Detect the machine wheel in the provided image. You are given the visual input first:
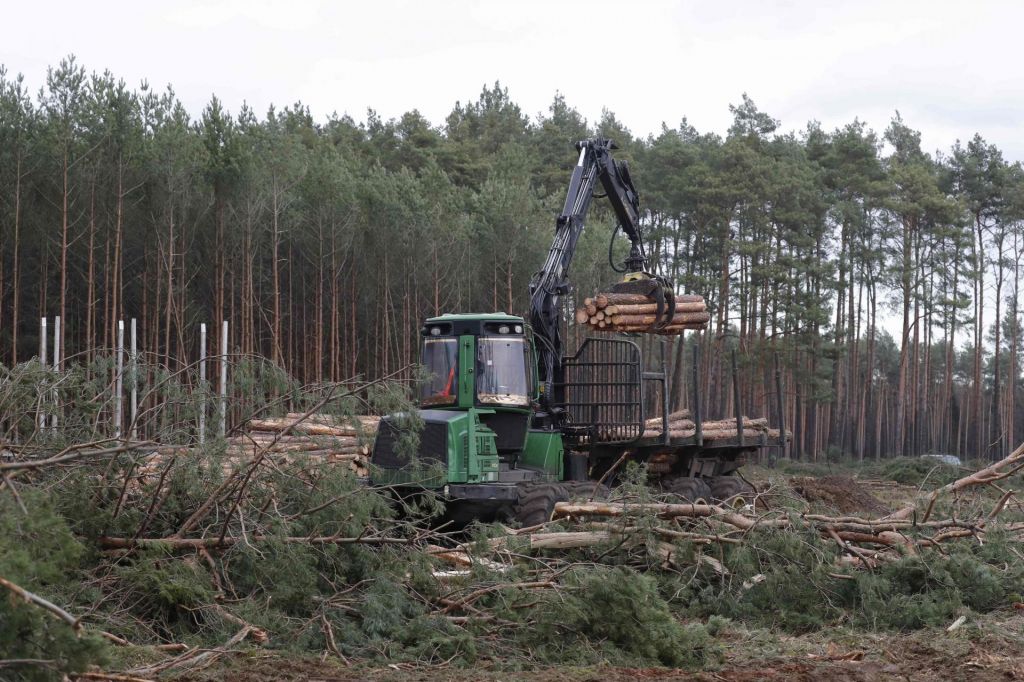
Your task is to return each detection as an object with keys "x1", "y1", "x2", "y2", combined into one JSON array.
[
  {"x1": 562, "y1": 480, "x2": 611, "y2": 501},
  {"x1": 709, "y1": 475, "x2": 756, "y2": 507},
  {"x1": 663, "y1": 476, "x2": 712, "y2": 503},
  {"x1": 515, "y1": 483, "x2": 570, "y2": 527}
]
